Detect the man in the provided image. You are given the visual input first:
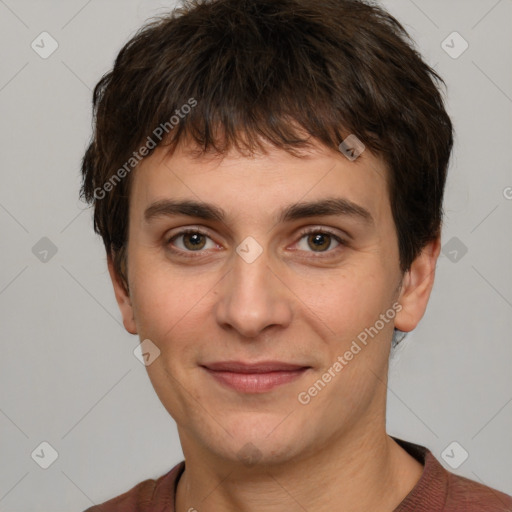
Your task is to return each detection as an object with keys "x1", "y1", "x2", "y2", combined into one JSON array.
[{"x1": 80, "y1": 0, "x2": 512, "y2": 510}]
